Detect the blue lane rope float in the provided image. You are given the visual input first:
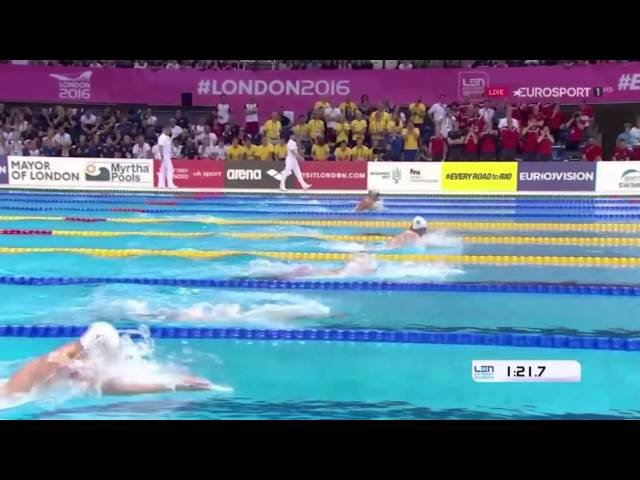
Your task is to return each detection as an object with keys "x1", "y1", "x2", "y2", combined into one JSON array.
[
  {"x1": 2, "y1": 195, "x2": 640, "y2": 210},
  {"x1": 1, "y1": 276, "x2": 640, "y2": 296},
  {"x1": 4, "y1": 204, "x2": 640, "y2": 219},
  {"x1": 0, "y1": 324, "x2": 639, "y2": 352}
]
